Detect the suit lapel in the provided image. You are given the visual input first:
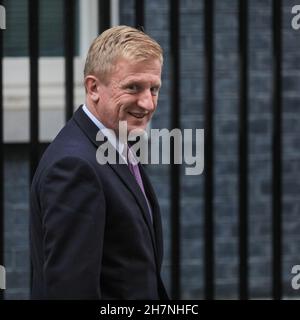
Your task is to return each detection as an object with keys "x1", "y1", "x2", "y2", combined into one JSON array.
[
  {"x1": 107, "y1": 162, "x2": 157, "y2": 239},
  {"x1": 73, "y1": 106, "x2": 159, "y2": 261}
]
